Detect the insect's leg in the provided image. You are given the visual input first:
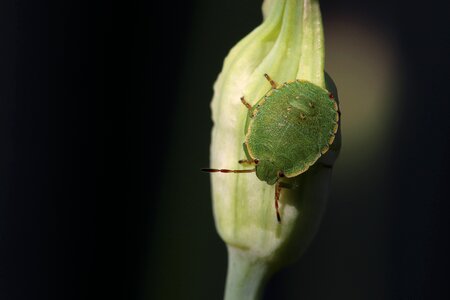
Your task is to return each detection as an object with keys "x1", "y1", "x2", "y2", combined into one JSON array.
[
  {"x1": 240, "y1": 96, "x2": 252, "y2": 110},
  {"x1": 264, "y1": 73, "x2": 278, "y2": 89},
  {"x1": 275, "y1": 182, "x2": 282, "y2": 223},
  {"x1": 238, "y1": 158, "x2": 259, "y2": 165},
  {"x1": 202, "y1": 168, "x2": 255, "y2": 174}
]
